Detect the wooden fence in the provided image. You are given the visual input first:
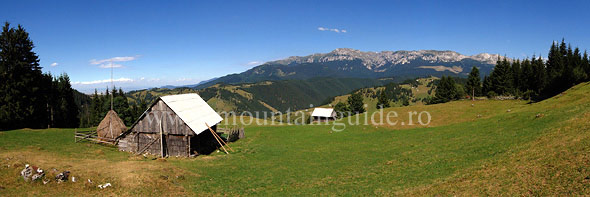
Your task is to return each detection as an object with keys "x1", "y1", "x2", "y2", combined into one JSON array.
[
  {"x1": 218, "y1": 127, "x2": 245, "y2": 142},
  {"x1": 74, "y1": 128, "x2": 117, "y2": 145}
]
